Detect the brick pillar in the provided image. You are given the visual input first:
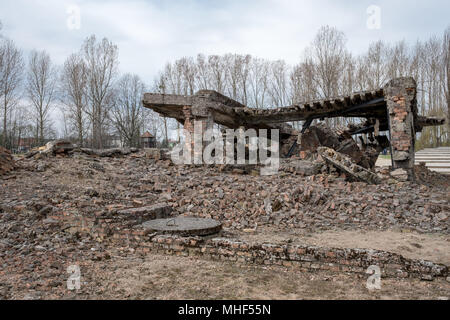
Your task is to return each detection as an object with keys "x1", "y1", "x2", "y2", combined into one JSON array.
[
  {"x1": 193, "y1": 114, "x2": 214, "y2": 164},
  {"x1": 182, "y1": 106, "x2": 214, "y2": 164},
  {"x1": 384, "y1": 77, "x2": 417, "y2": 181}
]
